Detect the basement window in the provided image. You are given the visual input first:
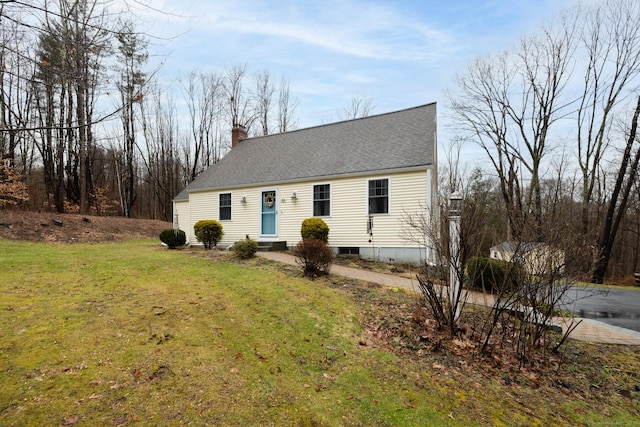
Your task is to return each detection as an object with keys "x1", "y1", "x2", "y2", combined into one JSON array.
[{"x1": 338, "y1": 247, "x2": 360, "y2": 256}]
